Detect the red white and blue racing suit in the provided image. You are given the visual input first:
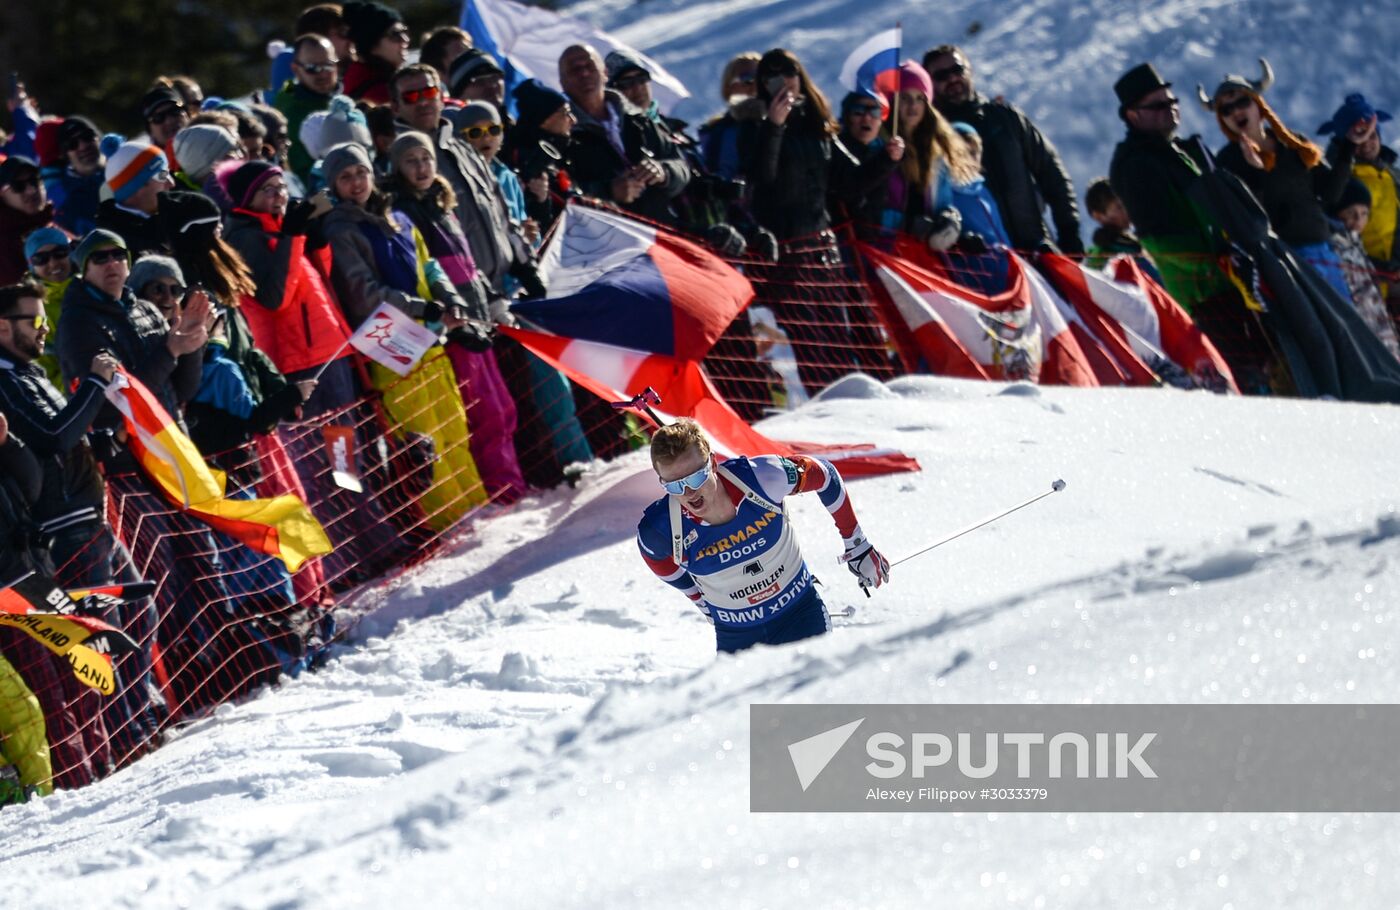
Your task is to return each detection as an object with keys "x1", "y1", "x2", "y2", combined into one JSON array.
[{"x1": 637, "y1": 455, "x2": 863, "y2": 652}]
